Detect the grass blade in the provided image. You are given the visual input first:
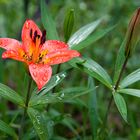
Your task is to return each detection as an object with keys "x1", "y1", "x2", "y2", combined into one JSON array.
[
  {"x1": 120, "y1": 68, "x2": 140, "y2": 88},
  {"x1": 113, "y1": 92, "x2": 127, "y2": 122},
  {"x1": 0, "y1": 119, "x2": 17, "y2": 139},
  {"x1": 88, "y1": 77, "x2": 98, "y2": 139},
  {"x1": 0, "y1": 83, "x2": 24, "y2": 106},
  {"x1": 41, "y1": 0, "x2": 59, "y2": 40},
  {"x1": 27, "y1": 107, "x2": 48, "y2": 140}
]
